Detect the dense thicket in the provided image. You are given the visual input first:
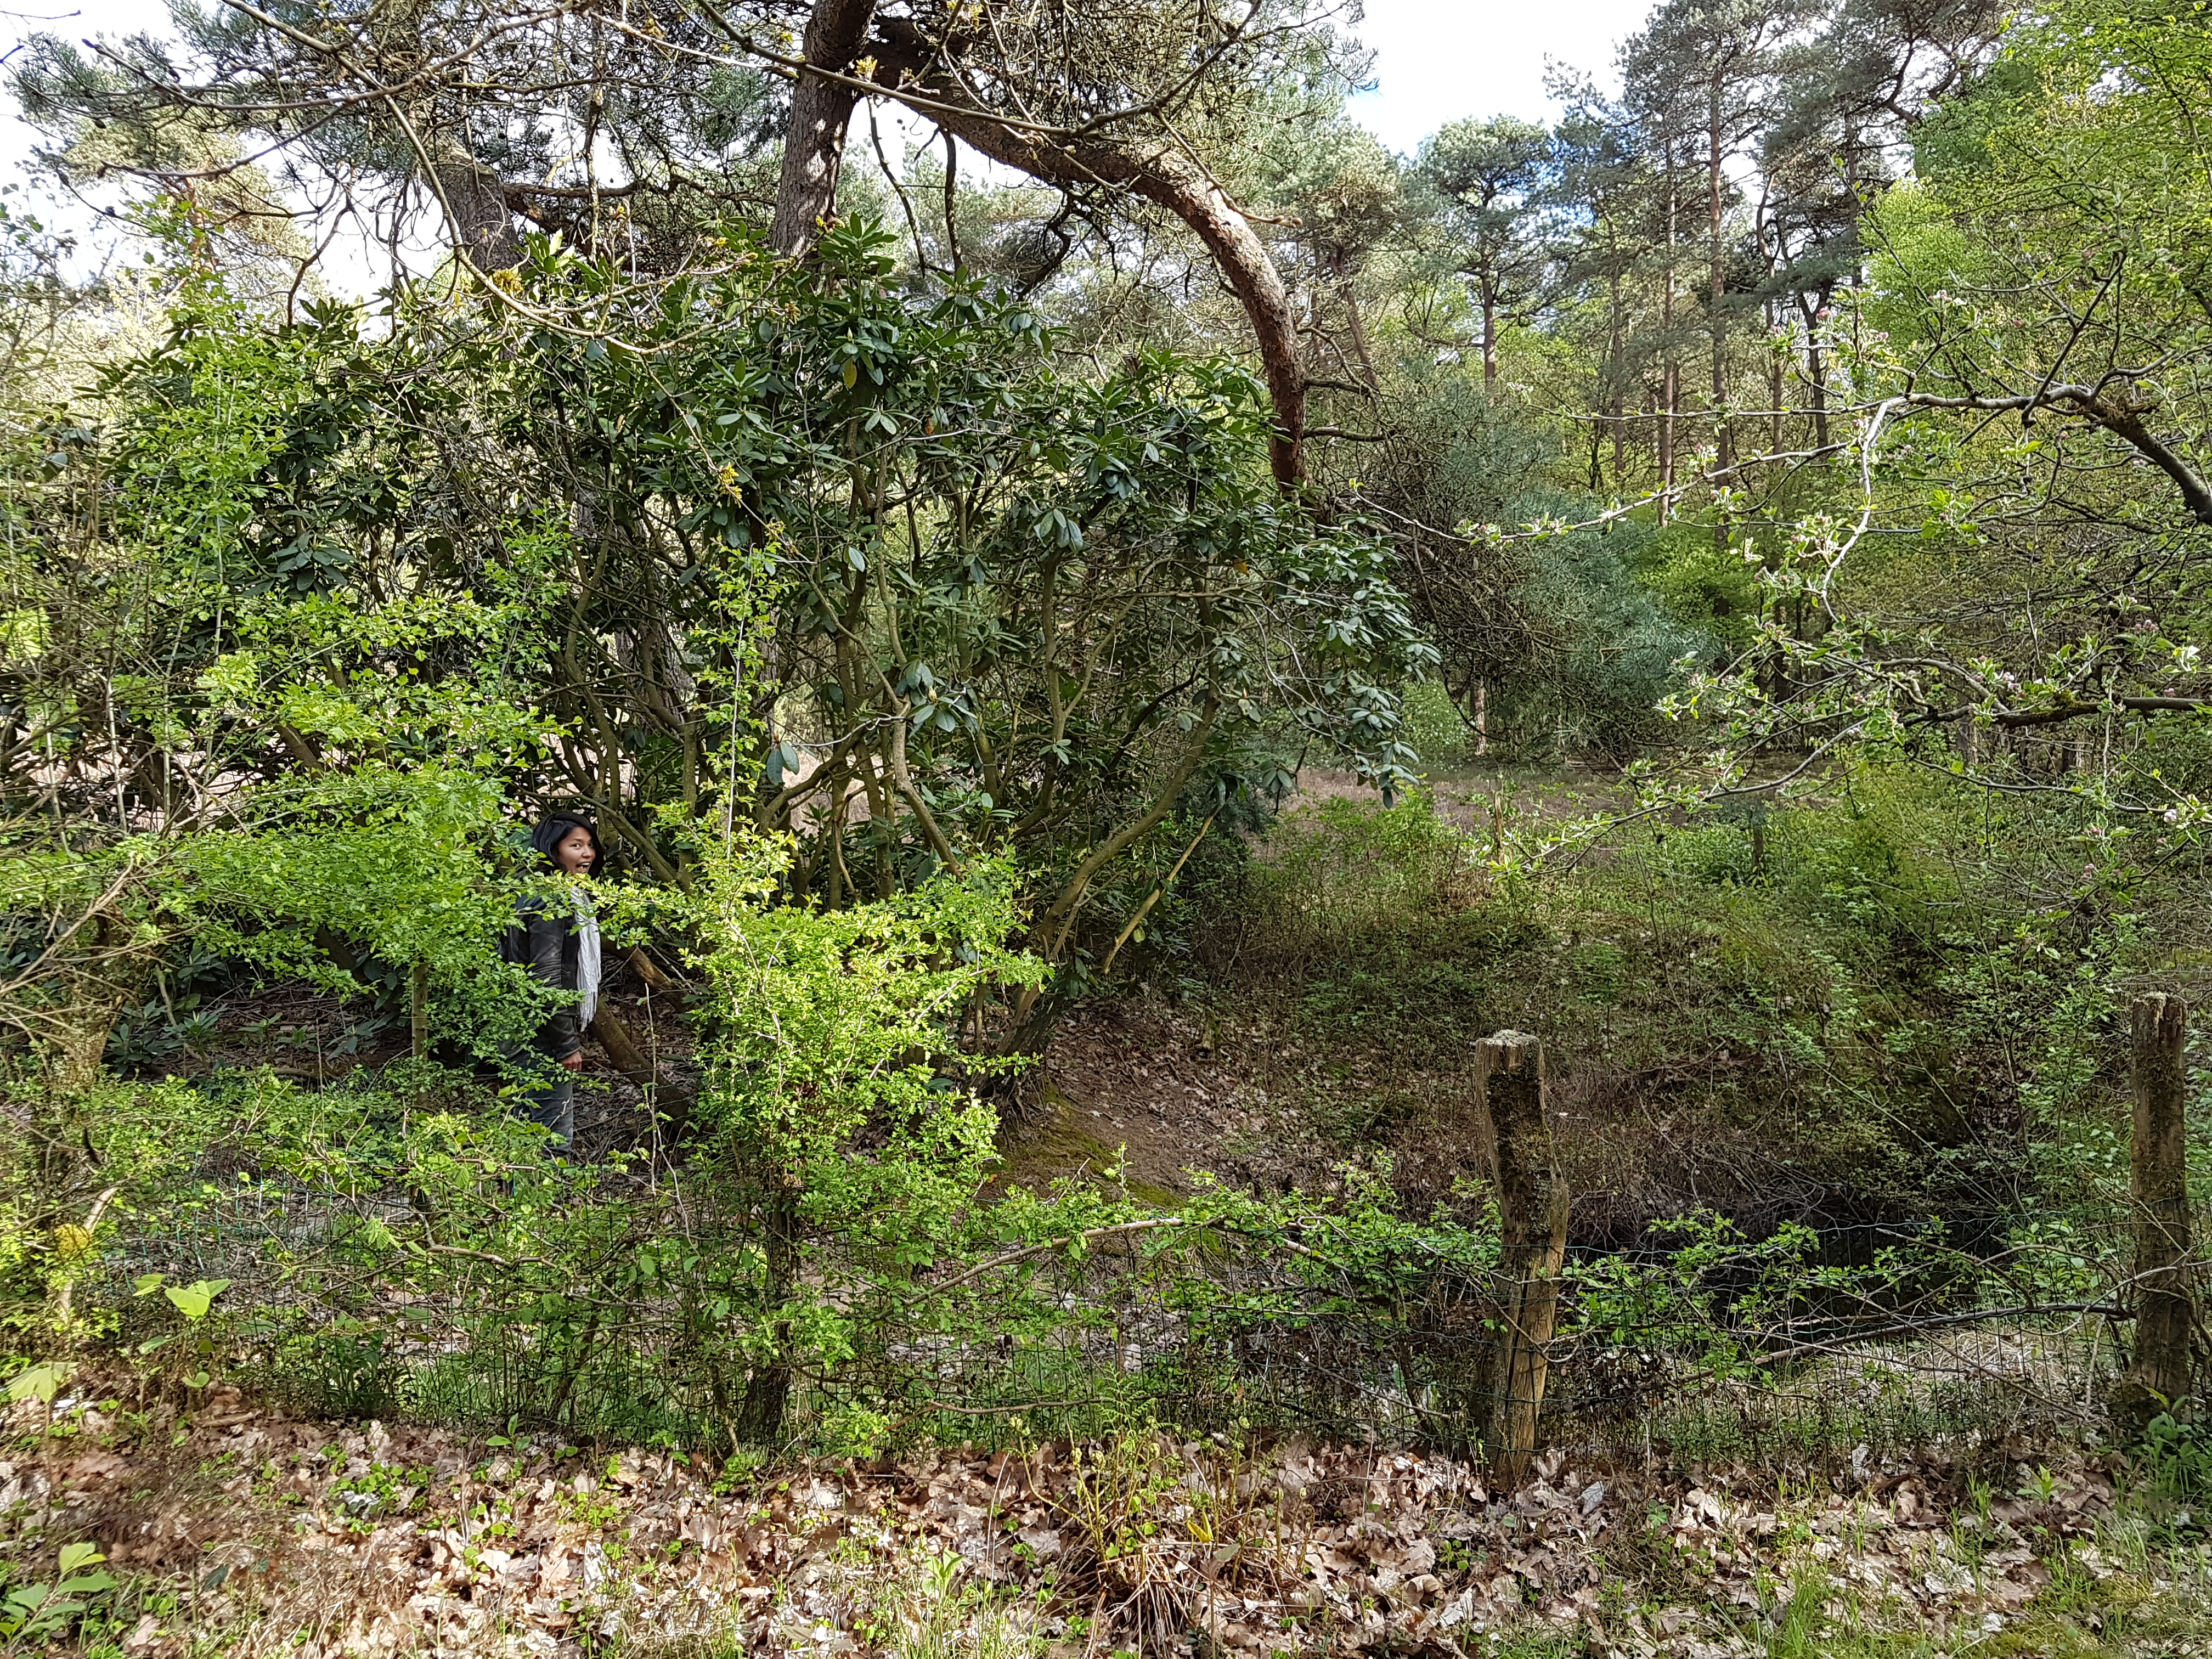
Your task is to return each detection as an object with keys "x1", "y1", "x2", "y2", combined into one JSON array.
[{"x1": 1, "y1": 0, "x2": 2208, "y2": 1467}]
